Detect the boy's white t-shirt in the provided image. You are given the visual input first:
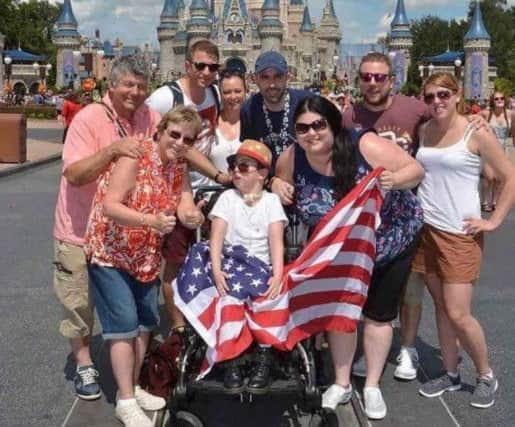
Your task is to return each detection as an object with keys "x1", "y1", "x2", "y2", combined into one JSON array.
[{"x1": 208, "y1": 189, "x2": 288, "y2": 265}]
